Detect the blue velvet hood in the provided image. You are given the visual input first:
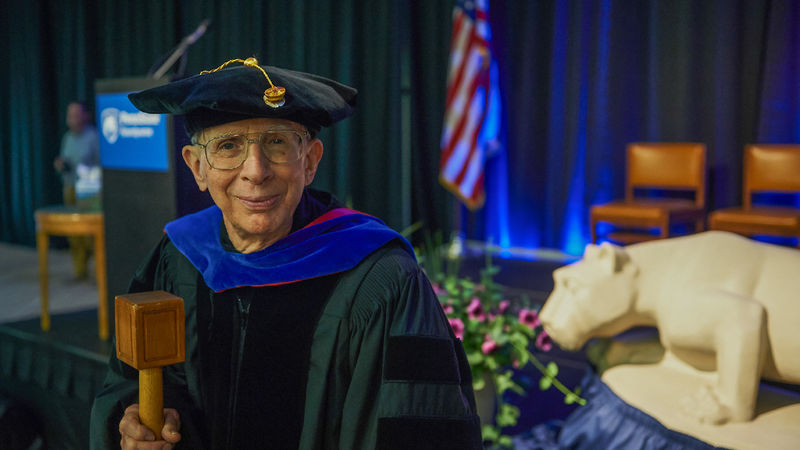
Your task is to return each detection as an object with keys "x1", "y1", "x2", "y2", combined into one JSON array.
[{"x1": 165, "y1": 204, "x2": 413, "y2": 292}]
